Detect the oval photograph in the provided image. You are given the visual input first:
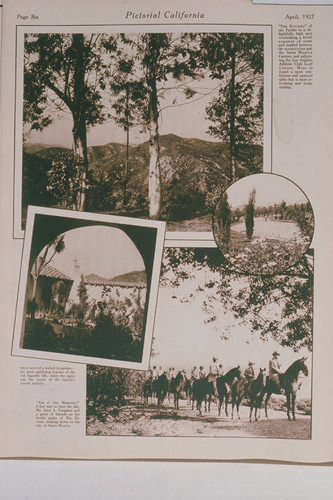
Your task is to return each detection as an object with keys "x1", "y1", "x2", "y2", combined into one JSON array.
[{"x1": 213, "y1": 173, "x2": 314, "y2": 275}]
